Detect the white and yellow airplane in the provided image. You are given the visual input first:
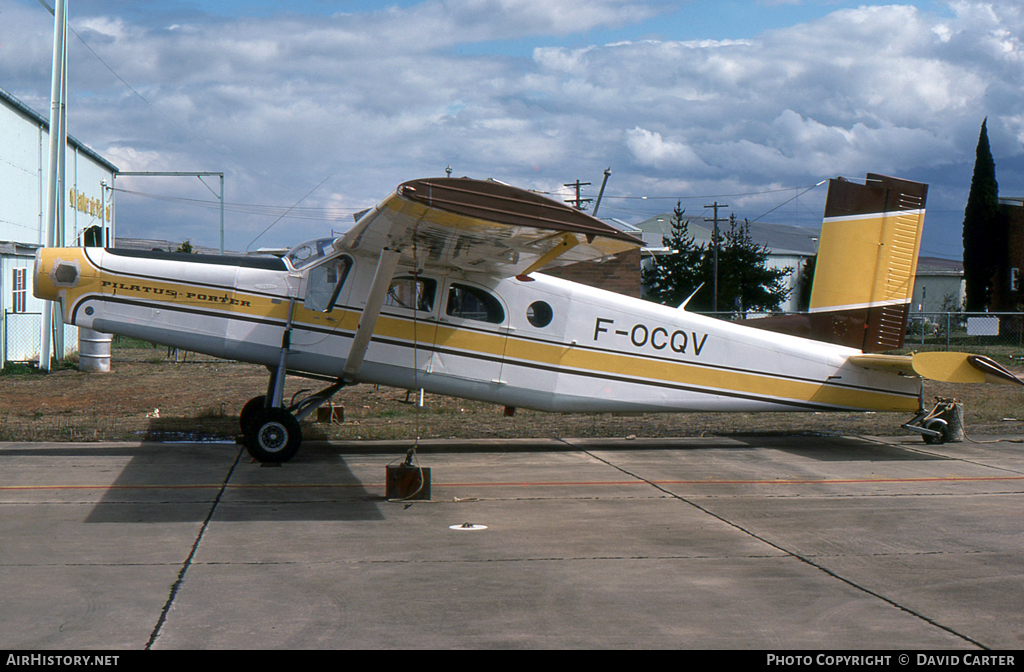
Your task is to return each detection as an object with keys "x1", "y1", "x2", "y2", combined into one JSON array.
[{"x1": 33, "y1": 173, "x2": 1022, "y2": 462}]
